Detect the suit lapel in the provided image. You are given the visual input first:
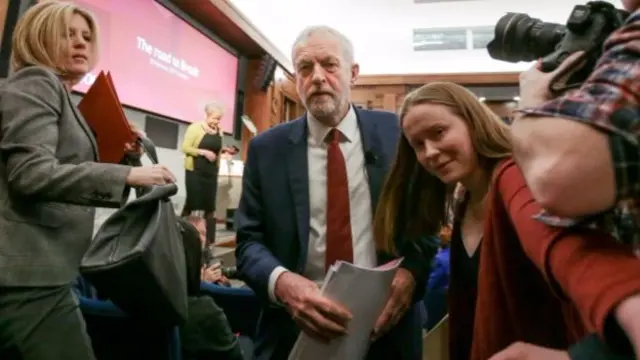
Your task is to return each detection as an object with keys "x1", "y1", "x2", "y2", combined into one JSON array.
[
  {"x1": 64, "y1": 89, "x2": 99, "y2": 160},
  {"x1": 355, "y1": 108, "x2": 385, "y2": 215},
  {"x1": 287, "y1": 117, "x2": 310, "y2": 270}
]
